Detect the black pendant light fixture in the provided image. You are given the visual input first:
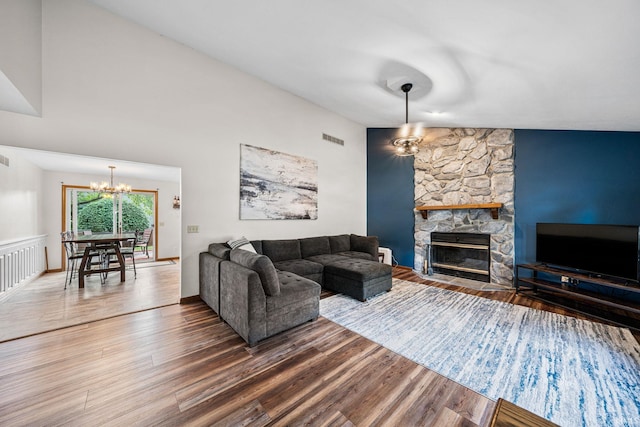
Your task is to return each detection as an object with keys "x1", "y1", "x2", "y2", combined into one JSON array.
[{"x1": 391, "y1": 83, "x2": 422, "y2": 156}]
